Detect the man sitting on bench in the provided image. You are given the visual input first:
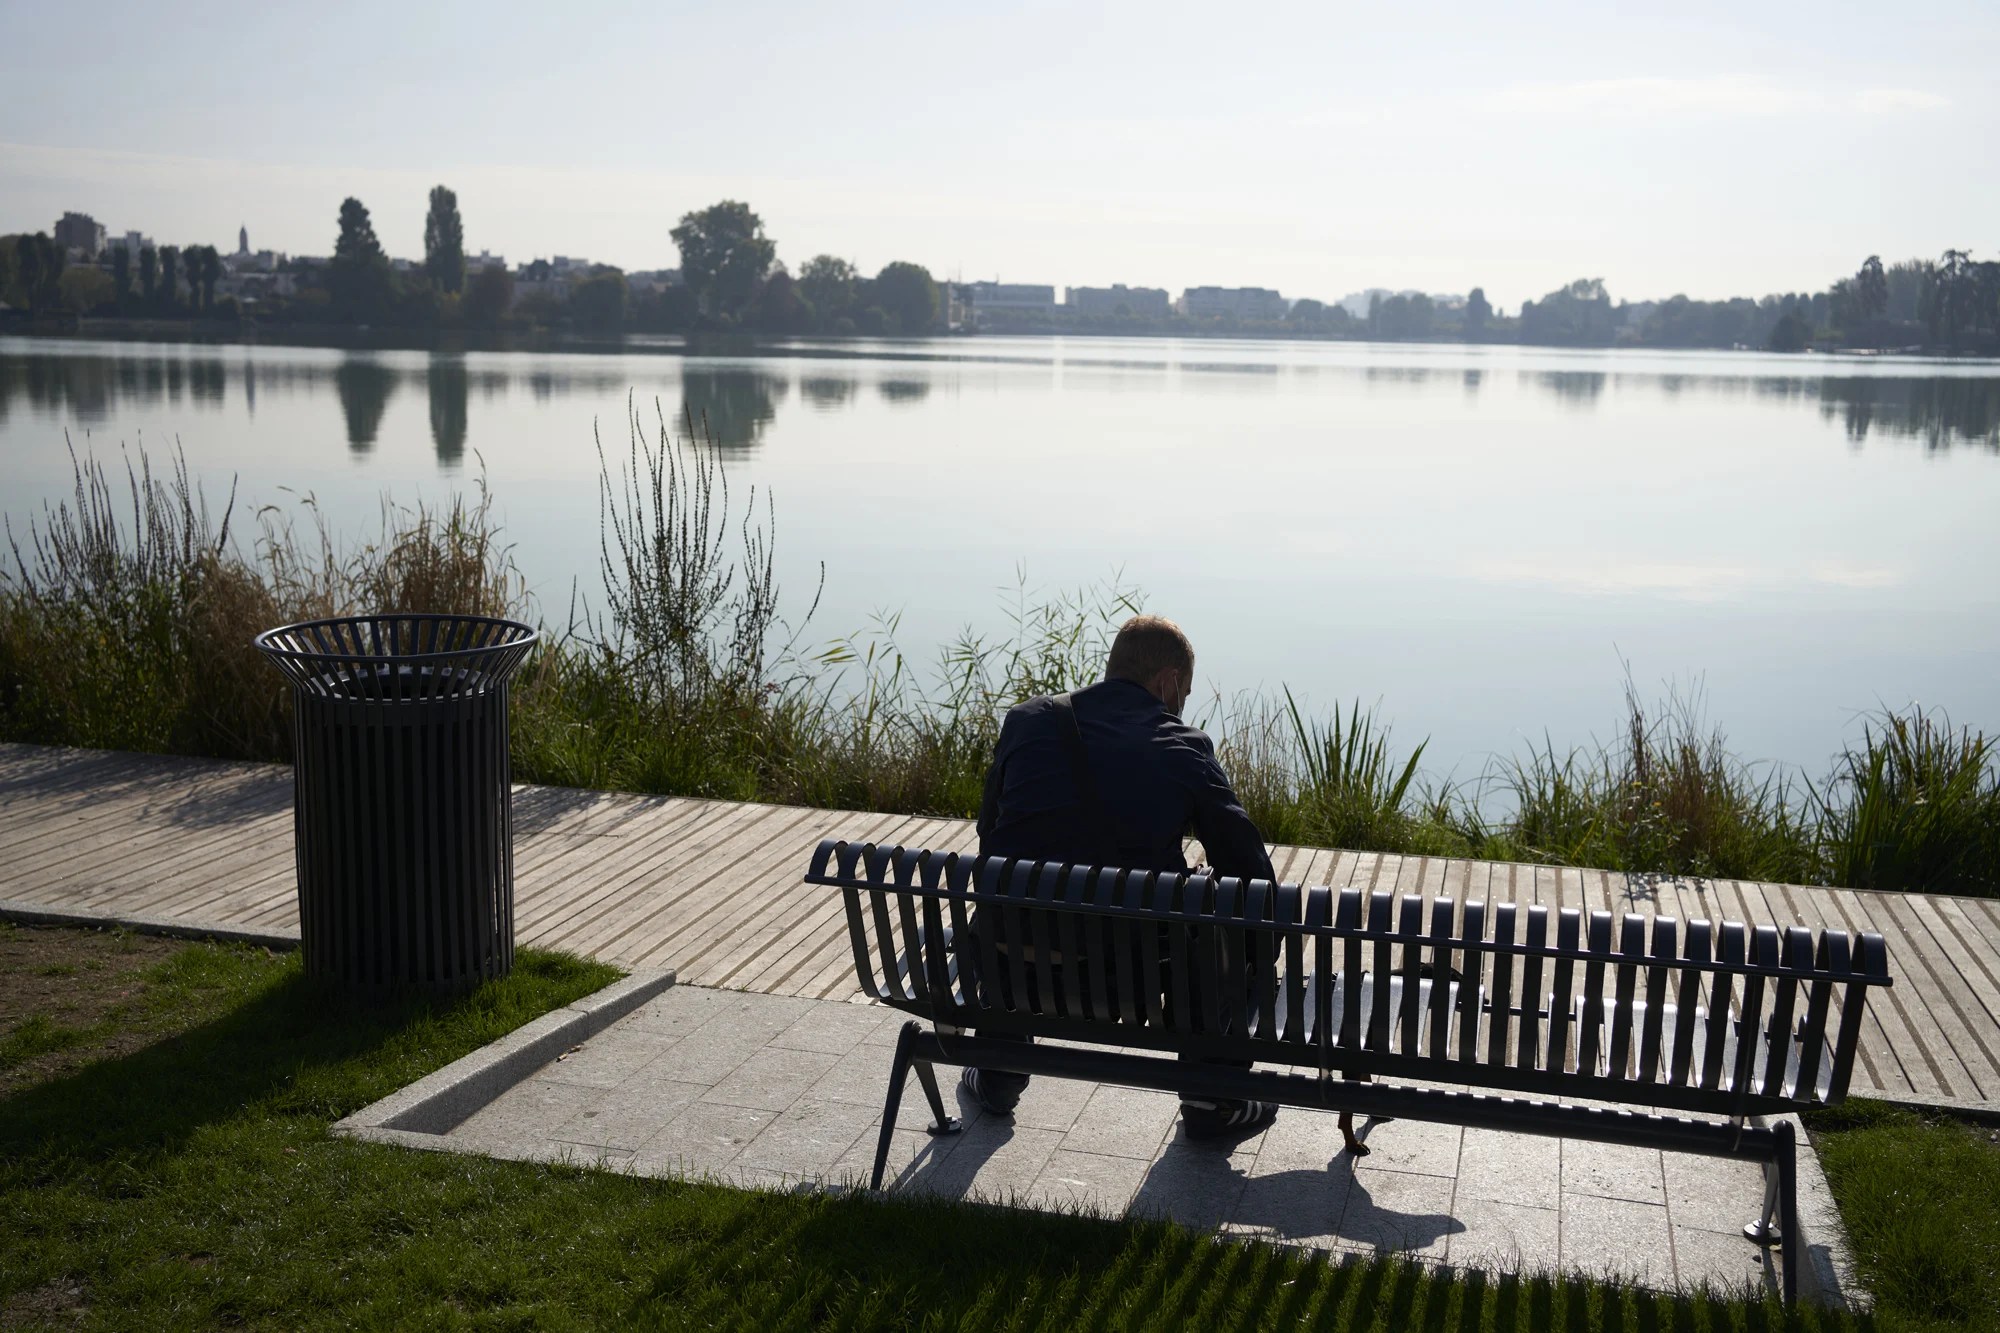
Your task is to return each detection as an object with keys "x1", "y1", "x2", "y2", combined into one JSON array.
[{"x1": 965, "y1": 614, "x2": 1292, "y2": 1140}]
